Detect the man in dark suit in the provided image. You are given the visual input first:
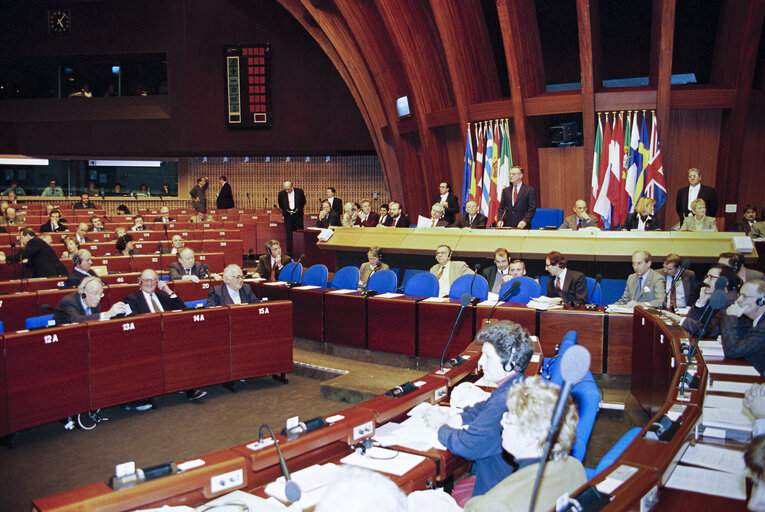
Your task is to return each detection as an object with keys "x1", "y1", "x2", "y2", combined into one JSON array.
[
  {"x1": 661, "y1": 253, "x2": 697, "y2": 309},
  {"x1": 73, "y1": 192, "x2": 96, "y2": 210},
  {"x1": 316, "y1": 200, "x2": 341, "y2": 228},
  {"x1": 483, "y1": 248, "x2": 513, "y2": 294},
  {"x1": 544, "y1": 251, "x2": 587, "y2": 305},
  {"x1": 256, "y1": 239, "x2": 293, "y2": 280},
  {"x1": 54, "y1": 276, "x2": 126, "y2": 324},
  {"x1": 453, "y1": 199, "x2": 487, "y2": 229},
  {"x1": 216, "y1": 175, "x2": 235, "y2": 209},
  {"x1": 675, "y1": 167, "x2": 718, "y2": 220},
  {"x1": 721, "y1": 280, "x2": 765, "y2": 377},
  {"x1": 65, "y1": 249, "x2": 98, "y2": 288},
  {"x1": 169, "y1": 248, "x2": 222, "y2": 283},
  {"x1": 383, "y1": 201, "x2": 410, "y2": 227},
  {"x1": 424, "y1": 203, "x2": 449, "y2": 227},
  {"x1": 206, "y1": 264, "x2": 259, "y2": 306},
  {"x1": 734, "y1": 204, "x2": 758, "y2": 235},
  {"x1": 497, "y1": 166, "x2": 536, "y2": 229},
  {"x1": 324, "y1": 187, "x2": 343, "y2": 216},
  {"x1": 153, "y1": 206, "x2": 176, "y2": 223},
  {"x1": 377, "y1": 204, "x2": 390, "y2": 227},
  {"x1": 39, "y1": 209, "x2": 67, "y2": 233},
  {"x1": 189, "y1": 177, "x2": 209, "y2": 212},
  {"x1": 355, "y1": 199, "x2": 380, "y2": 227},
  {"x1": 1, "y1": 228, "x2": 68, "y2": 277},
  {"x1": 435, "y1": 182, "x2": 460, "y2": 225},
  {"x1": 277, "y1": 180, "x2": 307, "y2": 254}
]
